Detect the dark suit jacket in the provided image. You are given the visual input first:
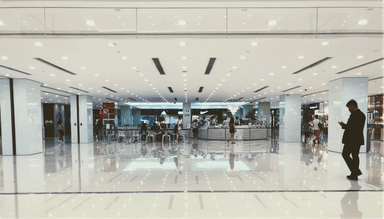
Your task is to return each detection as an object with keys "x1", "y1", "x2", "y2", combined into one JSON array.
[{"x1": 341, "y1": 109, "x2": 366, "y2": 145}]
